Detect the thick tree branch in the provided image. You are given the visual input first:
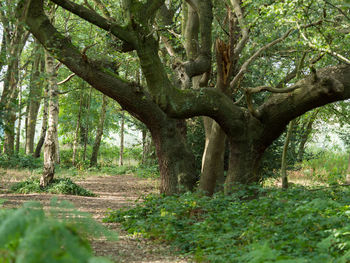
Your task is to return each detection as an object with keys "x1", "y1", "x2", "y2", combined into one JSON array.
[
  {"x1": 182, "y1": 0, "x2": 212, "y2": 79},
  {"x1": 49, "y1": 0, "x2": 135, "y2": 45},
  {"x1": 230, "y1": 0, "x2": 249, "y2": 56},
  {"x1": 258, "y1": 65, "x2": 350, "y2": 146}
]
